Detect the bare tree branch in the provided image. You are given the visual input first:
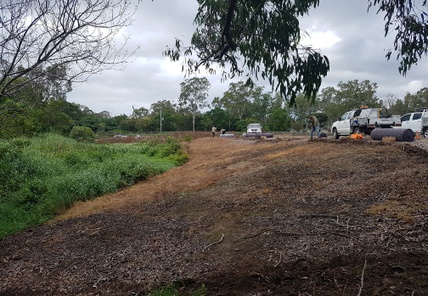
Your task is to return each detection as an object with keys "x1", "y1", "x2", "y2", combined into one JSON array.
[{"x1": 0, "y1": 0, "x2": 139, "y2": 100}]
